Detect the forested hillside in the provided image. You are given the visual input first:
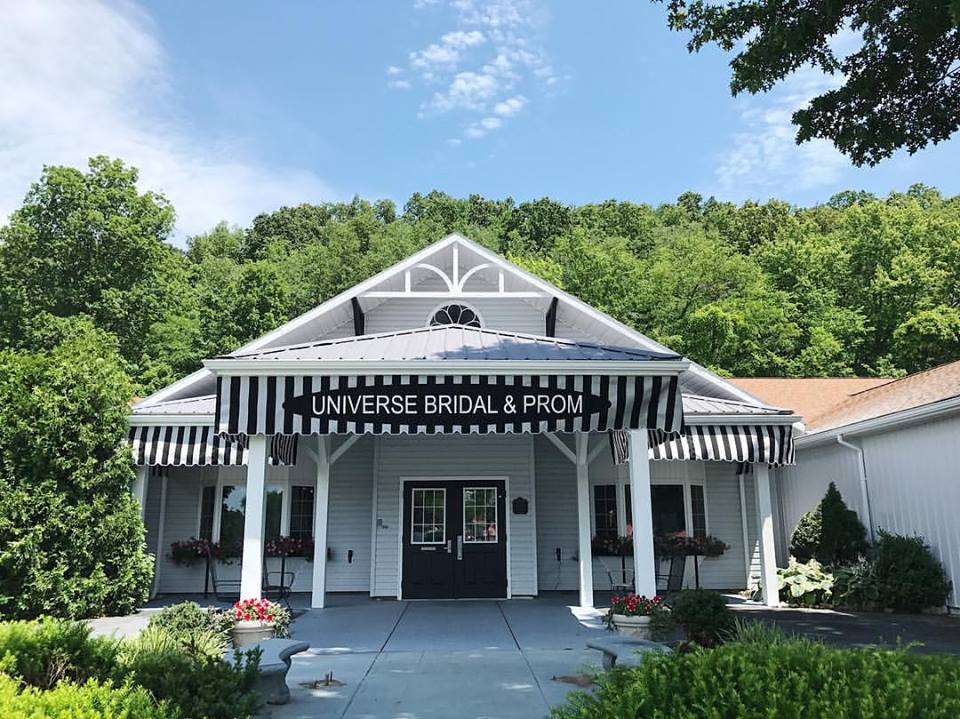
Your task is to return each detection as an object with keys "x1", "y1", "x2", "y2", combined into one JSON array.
[{"x1": 2, "y1": 157, "x2": 959, "y2": 395}]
